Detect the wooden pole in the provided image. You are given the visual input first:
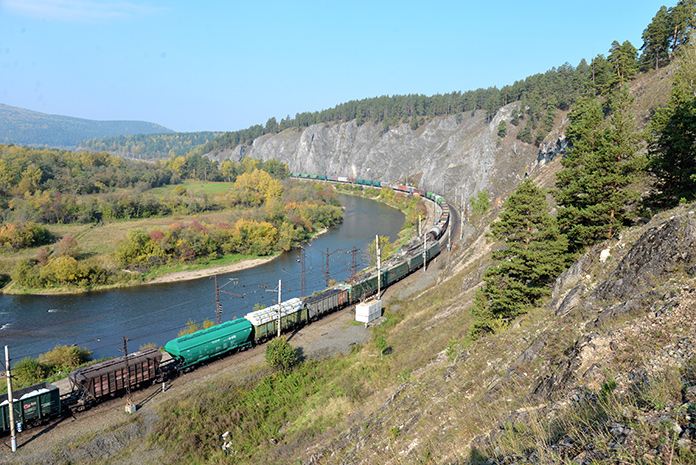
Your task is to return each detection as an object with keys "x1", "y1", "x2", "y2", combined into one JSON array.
[{"x1": 5, "y1": 346, "x2": 16, "y2": 452}]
